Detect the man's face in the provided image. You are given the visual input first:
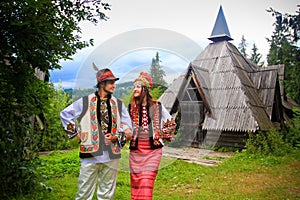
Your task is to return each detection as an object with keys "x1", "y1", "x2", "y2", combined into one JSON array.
[
  {"x1": 103, "y1": 80, "x2": 116, "y2": 94},
  {"x1": 133, "y1": 82, "x2": 142, "y2": 97}
]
